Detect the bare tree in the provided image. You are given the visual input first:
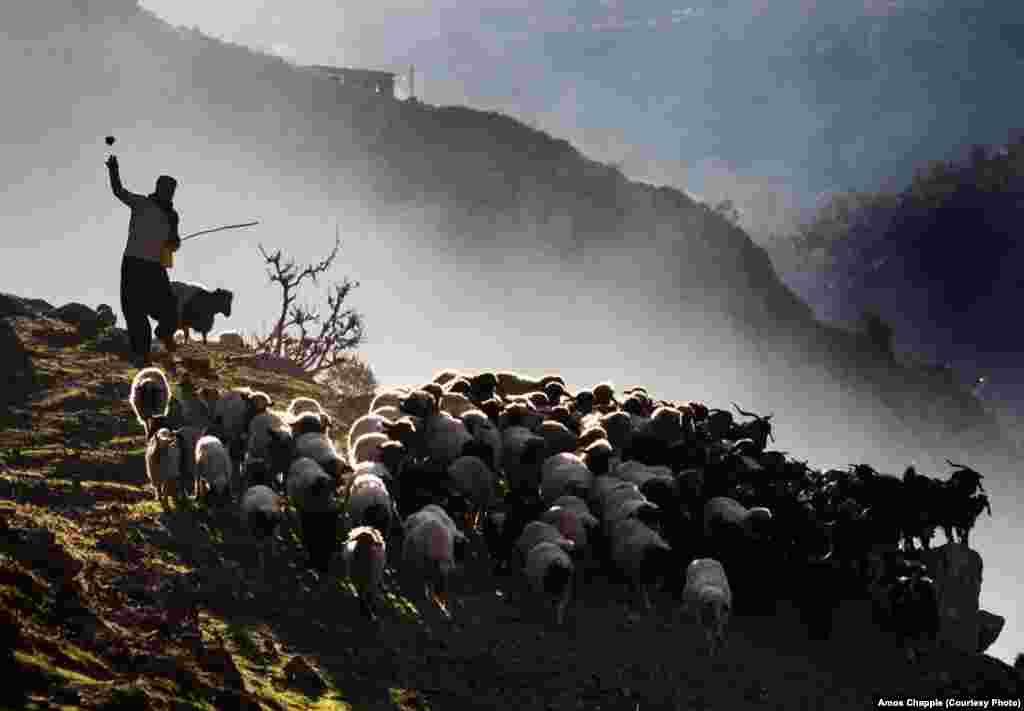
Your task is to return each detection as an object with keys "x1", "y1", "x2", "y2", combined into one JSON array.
[{"x1": 254, "y1": 228, "x2": 365, "y2": 377}]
